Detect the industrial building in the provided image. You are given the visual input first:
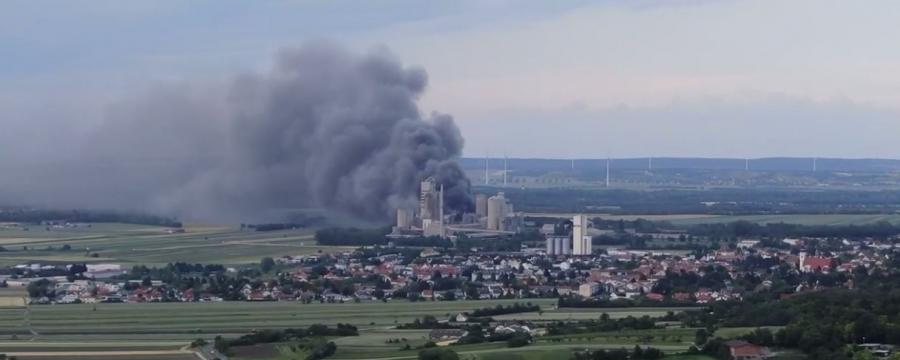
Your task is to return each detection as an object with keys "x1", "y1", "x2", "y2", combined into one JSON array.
[
  {"x1": 420, "y1": 178, "x2": 445, "y2": 237},
  {"x1": 475, "y1": 193, "x2": 488, "y2": 218},
  {"x1": 393, "y1": 181, "x2": 527, "y2": 239},
  {"x1": 544, "y1": 214, "x2": 592, "y2": 256},
  {"x1": 572, "y1": 214, "x2": 592, "y2": 255},
  {"x1": 545, "y1": 235, "x2": 571, "y2": 255},
  {"x1": 485, "y1": 192, "x2": 521, "y2": 232},
  {"x1": 393, "y1": 177, "x2": 445, "y2": 237}
]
